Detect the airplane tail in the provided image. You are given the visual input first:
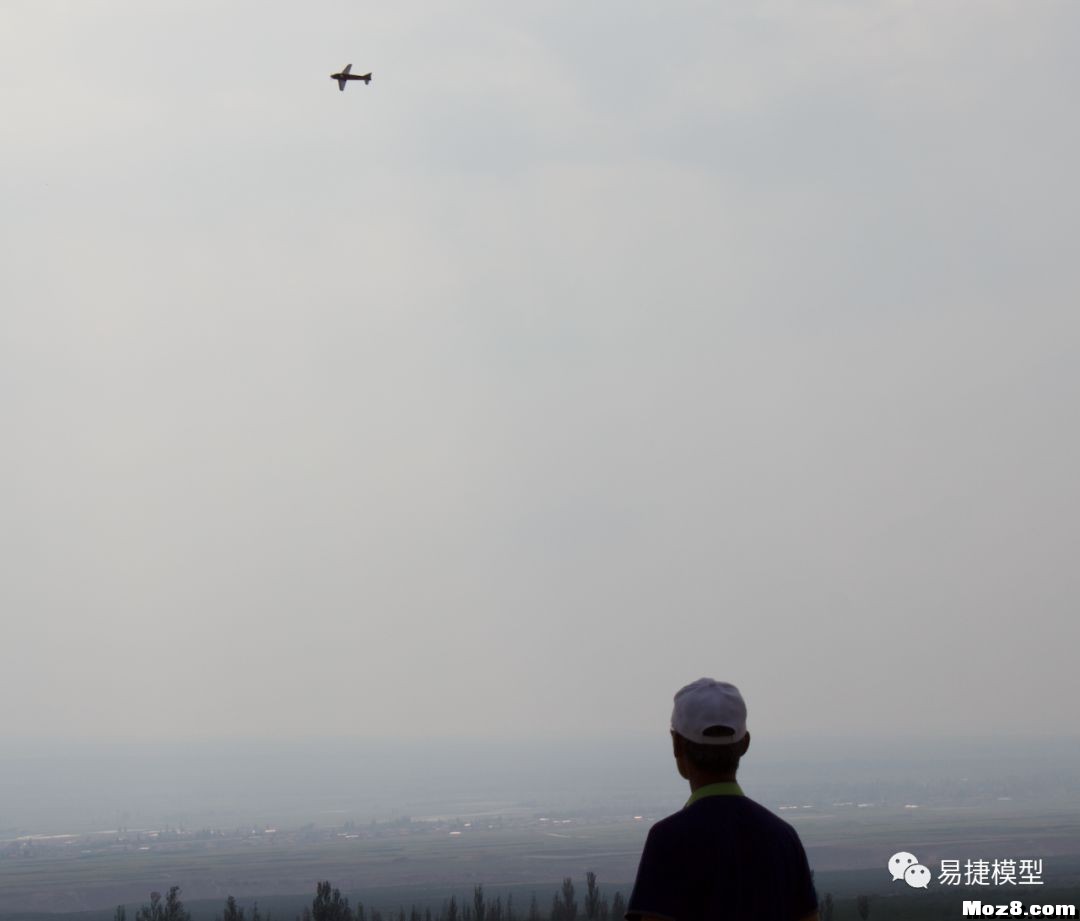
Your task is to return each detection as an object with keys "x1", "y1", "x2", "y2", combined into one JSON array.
[{"x1": 360, "y1": 73, "x2": 372, "y2": 83}]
